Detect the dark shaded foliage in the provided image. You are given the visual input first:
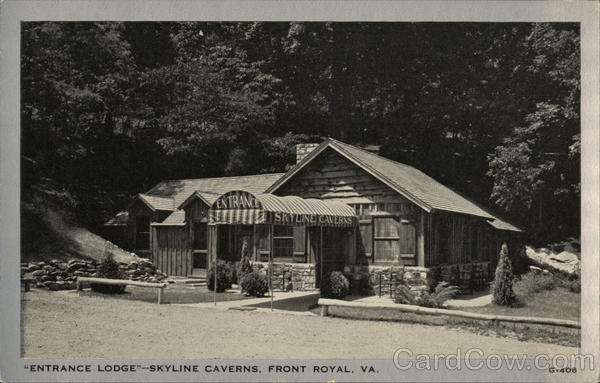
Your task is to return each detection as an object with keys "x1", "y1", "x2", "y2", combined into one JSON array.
[{"x1": 21, "y1": 22, "x2": 580, "y2": 244}]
